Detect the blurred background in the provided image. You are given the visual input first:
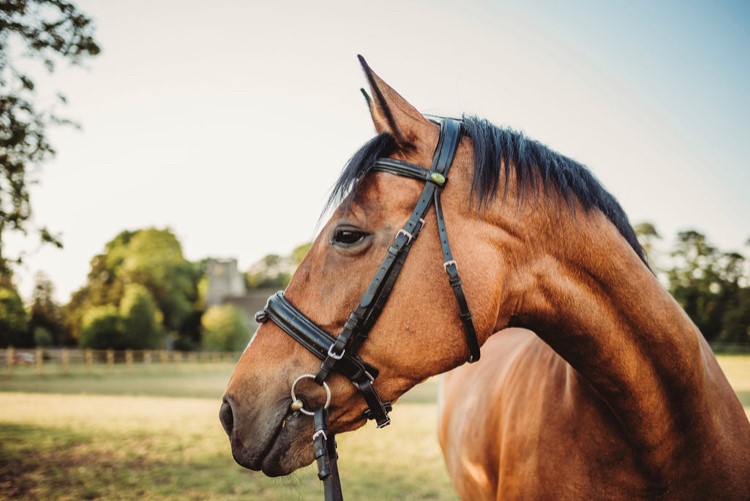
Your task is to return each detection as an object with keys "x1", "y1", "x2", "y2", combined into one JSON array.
[{"x1": 1, "y1": 1, "x2": 748, "y2": 499}]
